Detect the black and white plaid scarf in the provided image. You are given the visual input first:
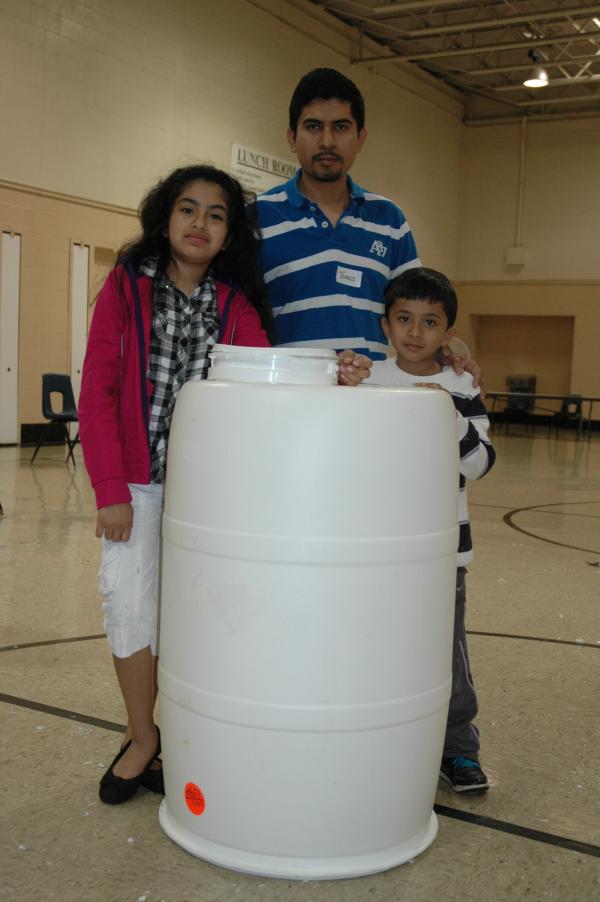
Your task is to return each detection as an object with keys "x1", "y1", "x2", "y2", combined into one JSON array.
[{"x1": 140, "y1": 258, "x2": 219, "y2": 483}]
